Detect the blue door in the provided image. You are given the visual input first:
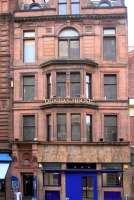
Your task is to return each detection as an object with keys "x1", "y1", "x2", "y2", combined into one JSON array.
[
  {"x1": 66, "y1": 173, "x2": 98, "y2": 200},
  {"x1": 104, "y1": 192, "x2": 122, "y2": 200},
  {"x1": 45, "y1": 191, "x2": 60, "y2": 200}
]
